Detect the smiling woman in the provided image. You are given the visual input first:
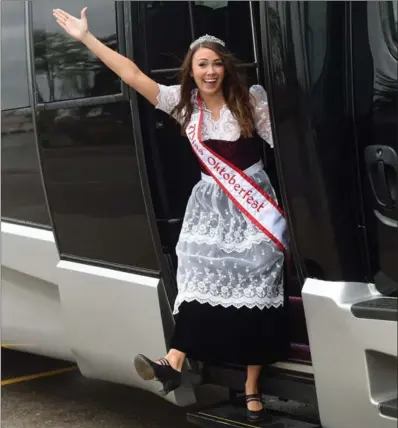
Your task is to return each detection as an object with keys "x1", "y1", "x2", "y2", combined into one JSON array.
[{"x1": 169, "y1": 39, "x2": 256, "y2": 138}]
